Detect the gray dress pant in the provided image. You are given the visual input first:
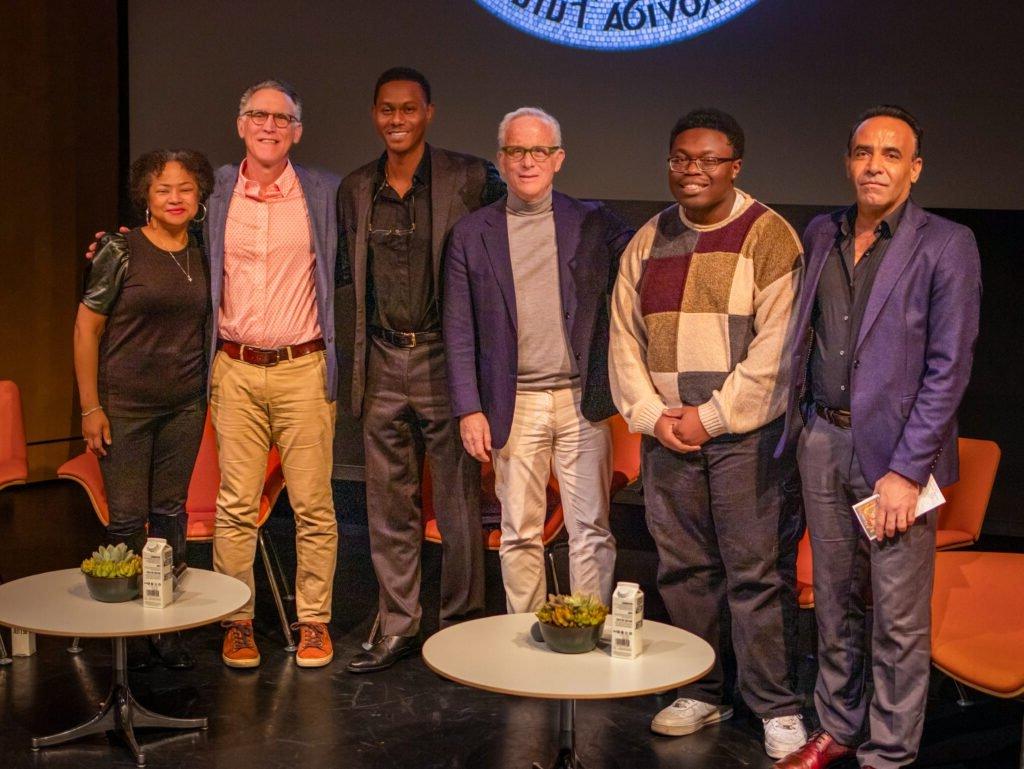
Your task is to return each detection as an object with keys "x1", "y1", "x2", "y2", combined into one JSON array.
[
  {"x1": 798, "y1": 413, "x2": 937, "y2": 769},
  {"x1": 363, "y1": 336, "x2": 485, "y2": 636},
  {"x1": 641, "y1": 417, "x2": 803, "y2": 718}
]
